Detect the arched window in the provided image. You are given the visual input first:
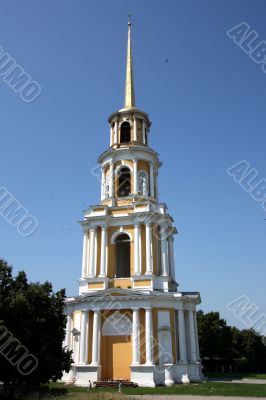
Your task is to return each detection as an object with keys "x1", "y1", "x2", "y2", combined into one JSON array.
[
  {"x1": 115, "y1": 233, "x2": 130, "y2": 278},
  {"x1": 120, "y1": 122, "x2": 131, "y2": 143},
  {"x1": 118, "y1": 167, "x2": 131, "y2": 197}
]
